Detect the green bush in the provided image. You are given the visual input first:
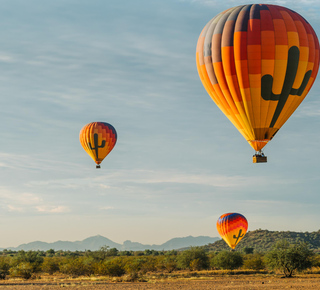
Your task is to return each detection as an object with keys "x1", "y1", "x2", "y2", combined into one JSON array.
[
  {"x1": 97, "y1": 258, "x2": 125, "y2": 277},
  {"x1": 159, "y1": 255, "x2": 177, "y2": 273},
  {"x1": 213, "y1": 251, "x2": 243, "y2": 270},
  {"x1": 46, "y1": 249, "x2": 55, "y2": 257},
  {"x1": 312, "y1": 254, "x2": 320, "y2": 267},
  {"x1": 10, "y1": 262, "x2": 33, "y2": 279},
  {"x1": 106, "y1": 248, "x2": 119, "y2": 257},
  {"x1": 243, "y1": 253, "x2": 265, "y2": 270},
  {"x1": 12, "y1": 250, "x2": 44, "y2": 273},
  {"x1": 59, "y1": 257, "x2": 94, "y2": 277},
  {"x1": 265, "y1": 240, "x2": 314, "y2": 277},
  {"x1": 243, "y1": 247, "x2": 254, "y2": 254},
  {"x1": 177, "y1": 247, "x2": 209, "y2": 270},
  {"x1": 0, "y1": 257, "x2": 10, "y2": 279},
  {"x1": 42, "y1": 257, "x2": 60, "y2": 274},
  {"x1": 124, "y1": 257, "x2": 146, "y2": 274}
]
